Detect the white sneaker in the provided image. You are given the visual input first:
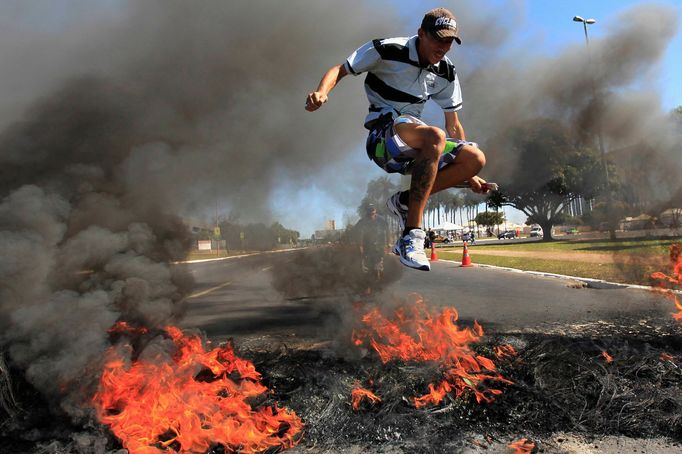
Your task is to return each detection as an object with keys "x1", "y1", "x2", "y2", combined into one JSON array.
[
  {"x1": 398, "y1": 229, "x2": 430, "y2": 271},
  {"x1": 386, "y1": 191, "x2": 408, "y2": 232}
]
